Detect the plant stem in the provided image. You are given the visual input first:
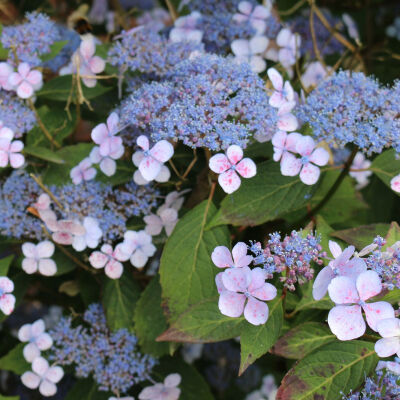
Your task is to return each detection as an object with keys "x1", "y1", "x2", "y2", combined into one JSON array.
[{"x1": 30, "y1": 173, "x2": 64, "y2": 210}]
